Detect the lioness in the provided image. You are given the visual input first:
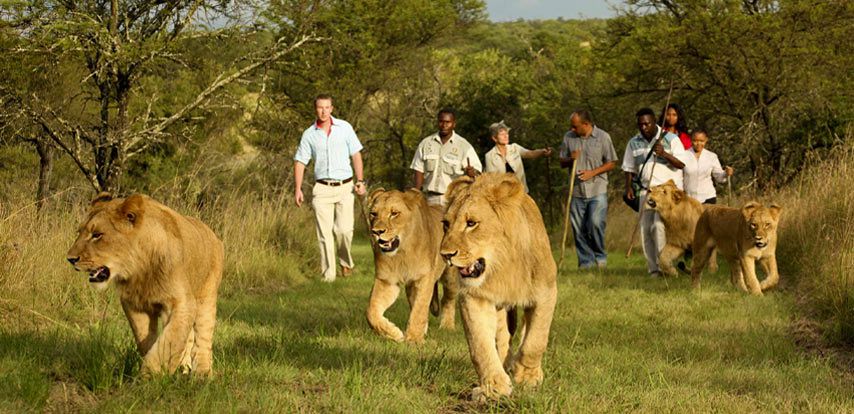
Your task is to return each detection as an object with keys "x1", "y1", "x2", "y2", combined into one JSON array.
[
  {"x1": 646, "y1": 179, "x2": 717, "y2": 277},
  {"x1": 691, "y1": 201, "x2": 782, "y2": 295},
  {"x1": 66, "y1": 193, "x2": 224, "y2": 375},
  {"x1": 366, "y1": 189, "x2": 458, "y2": 343},
  {"x1": 440, "y1": 173, "x2": 557, "y2": 401}
]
